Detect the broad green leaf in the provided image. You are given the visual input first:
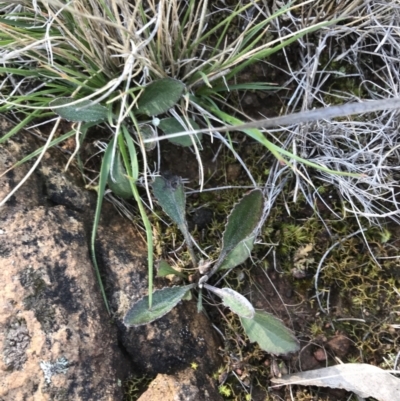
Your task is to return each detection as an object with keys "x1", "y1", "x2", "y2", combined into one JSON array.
[
  {"x1": 152, "y1": 176, "x2": 186, "y2": 228},
  {"x1": 136, "y1": 78, "x2": 185, "y2": 116},
  {"x1": 240, "y1": 310, "x2": 299, "y2": 355},
  {"x1": 201, "y1": 190, "x2": 264, "y2": 279},
  {"x1": 203, "y1": 284, "x2": 254, "y2": 319},
  {"x1": 157, "y1": 260, "x2": 186, "y2": 278},
  {"x1": 222, "y1": 189, "x2": 264, "y2": 255},
  {"x1": 50, "y1": 97, "x2": 108, "y2": 122},
  {"x1": 123, "y1": 284, "x2": 195, "y2": 327},
  {"x1": 158, "y1": 117, "x2": 202, "y2": 147},
  {"x1": 219, "y1": 235, "x2": 255, "y2": 270},
  {"x1": 107, "y1": 152, "x2": 133, "y2": 199},
  {"x1": 152, "y1": 175, "x2": 197, "y2": 266}
]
